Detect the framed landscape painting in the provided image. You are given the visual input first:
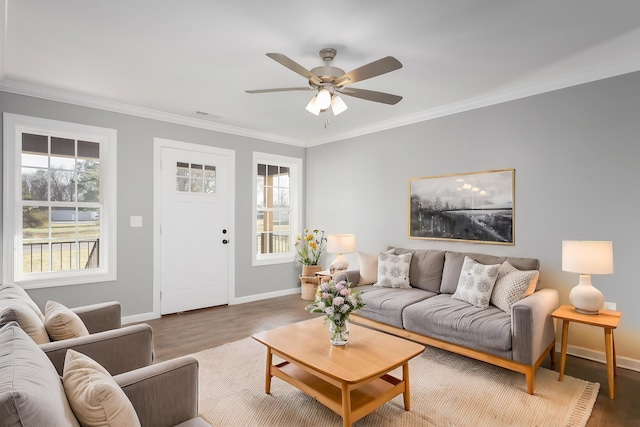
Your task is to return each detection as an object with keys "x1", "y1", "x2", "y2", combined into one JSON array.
[{"x1": 409, "y1": 169, "x2": 515, "y2": 245}]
